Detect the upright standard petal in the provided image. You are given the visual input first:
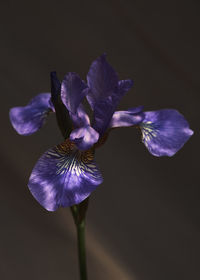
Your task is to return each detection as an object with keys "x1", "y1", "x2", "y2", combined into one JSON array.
[
  {"x1": 70, "y1": 125, "x2": 99, "y2": 151},
  {"x1": 140, "y1": 109, "x2": 193, "y2": 157},
  {"x1": 110, "y1": 106, "x2": 144, "y2": 128},
  {"x1": 9, "y1": 93, "x2": 53, "y2": 136},
  {"x1": 92, "y1": 79, "x2": 134, "y2": 135},
  {"x1": 61, "y1": 72, "x2": 87, "y2": 114},
  {"x1": 28, "y1": 140, "x2": 103, "y2": 211},
  {"x1": 86, "y1": 54, "x2": 119, "y2": 109}
]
